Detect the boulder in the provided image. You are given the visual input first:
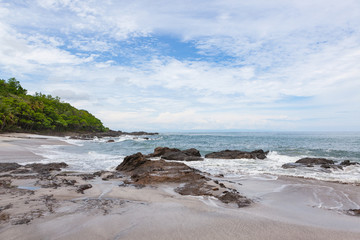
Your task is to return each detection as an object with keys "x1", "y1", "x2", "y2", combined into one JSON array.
[
  {"x1": 295, "y1": 158, "x2": 334, "y2": 165},
  {"x1": 147, "y1": 147, "x2": 203, "y2": 161},
  {"x1": 107, "y1": 139, "x2": 115, "y2": 143},
  {"x1": 281, "y1": 163, "x2": 303, "y2": 169},
  {"x1": 116, "y1": 152, "x2": 149, "y2": 172},
  {"x1": 76, "y1": 184, "x2": 92, "y2": 194},
  {"x1": 340, "y1": 160, "x2": 359, "y2": 166},
  {"x1": 147, "y1": 147, "x2": 181, "y2": 157},
  {"x1": 205, "y1": 149, "x2": 269, "y2": 160}
]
